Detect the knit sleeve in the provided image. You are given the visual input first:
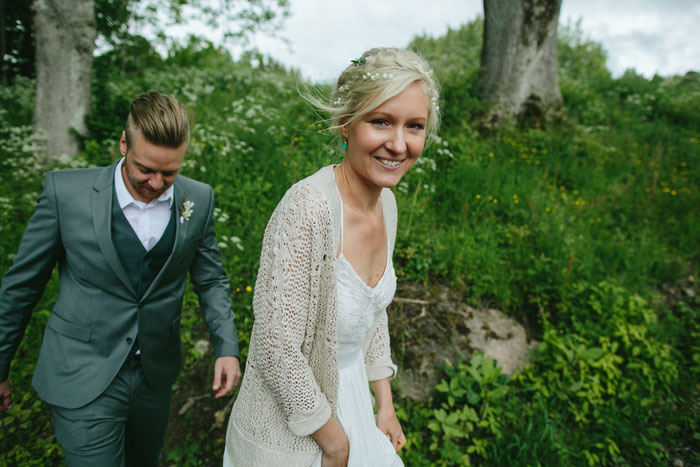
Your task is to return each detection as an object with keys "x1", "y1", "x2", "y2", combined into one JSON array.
[
  {"x1": 362, "y1": 308, "x2": 397, "y2": 381},
  {"x1": 362, "y1": 188, "x2": 398, "y2": 381},
  {"x1": 250, "y1": 183, "x2": 332, "y2": 436}
]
